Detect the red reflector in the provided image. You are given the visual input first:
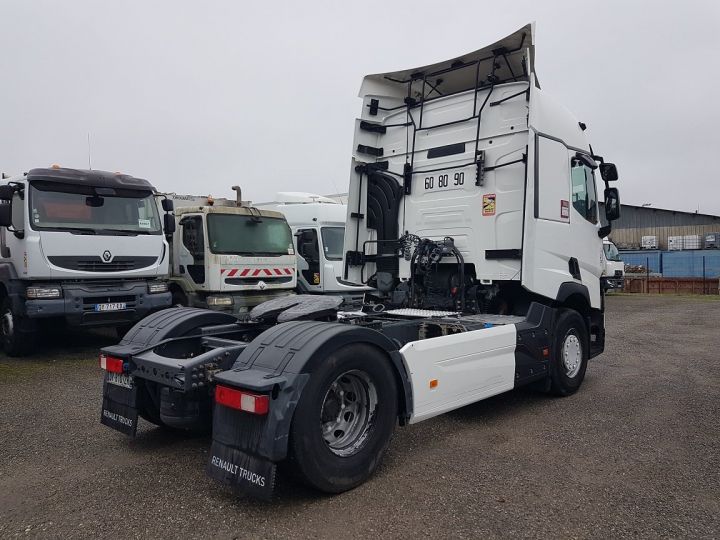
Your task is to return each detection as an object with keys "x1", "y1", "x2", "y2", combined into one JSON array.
[
  {"x1": 542, "y1": 347, "x2": 550, "y2": 358},
  {"x1": 99, "y1": 353, "x2": 124, "y2": 373},
  {"x1": 215, "y1": 385, "x2": 269, "y2": 415}
]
